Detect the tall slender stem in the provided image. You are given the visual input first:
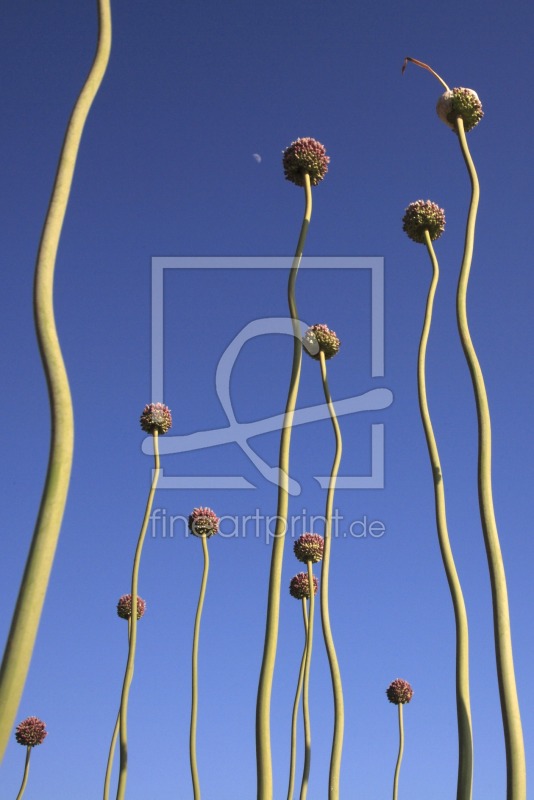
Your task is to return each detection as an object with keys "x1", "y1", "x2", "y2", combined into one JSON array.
[
  {"x1": 318, "y1": 351, "x2": 344, "y2": 799},
  {"x1": 299, "y1": 562, "x2": 315, "y2": 800},
  {"x1": 287, "y1": 601, "x2": 308, "y2": 800},
  {"x1": 256, "y1": 173, "x2": 312, "y2": 800},
  {"x1": 116, "y1": 432, "x2": 161, "y2": 800},
  {"x1": 392, "y1": 705, "x2": 404, "y2": 800},
  {"x1": 455, "y1": 117, "x2": 526, "y2": 800},
  {"x1": 190, "y1": 534, "x2": 210, "y2": 800},
  {"x1": 103, "y1": 620, "x2": 131, "y2": 800},
  {"x1": 420, "y1": 230, "x2": 473, "y2": 800},
  {"x1": 15, "y1": 747, "x2": 32, "y2": 800},
  {"x1": 0, "y1": 0, "x2": 112, "y2": 761}
]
